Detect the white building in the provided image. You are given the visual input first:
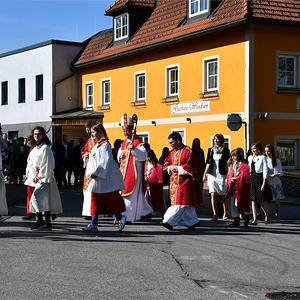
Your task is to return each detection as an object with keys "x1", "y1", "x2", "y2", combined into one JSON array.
[{"x1": 0, "y1": 40, "x2": 82, "y2": 141}]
